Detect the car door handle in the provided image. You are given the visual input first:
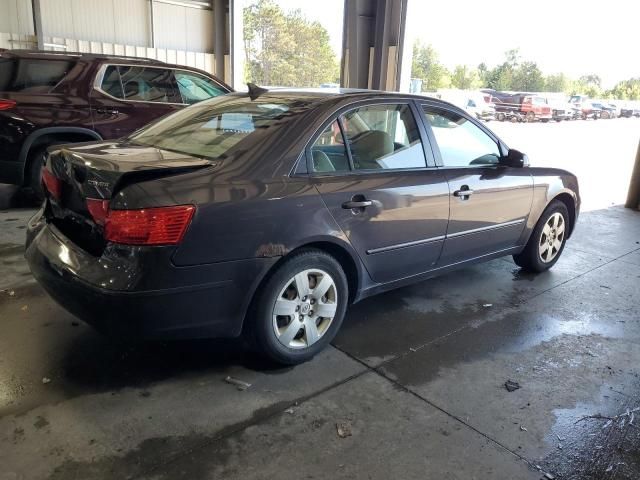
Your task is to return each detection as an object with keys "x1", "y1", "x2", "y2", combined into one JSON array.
[
  {"x1": 453, "y1": 188, "x2": 474, "y2": 197},
  {"x1": 96, "y1": 108, "x2": 119, "y2": 115},
  {"x1": 342, "y1": 200, "x2": 372, "y2": 209}
]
